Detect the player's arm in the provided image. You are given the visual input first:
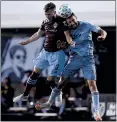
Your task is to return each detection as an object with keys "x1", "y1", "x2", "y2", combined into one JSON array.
[
  {"x1": 97, "y1": 28, "x2": 107, "y2": 41},
  {"x1": 19, "y1": 29, "x2": 45, "y2": 45},
  {"x1": 56, "y1": 31, "x2": 74, "y2": 49},
  {"x1": 64, "y1": 31, "x2": 75, "y2": 47},
  {"x1": 88, "y1": 22, "x2": 107, "y2": 41}
]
